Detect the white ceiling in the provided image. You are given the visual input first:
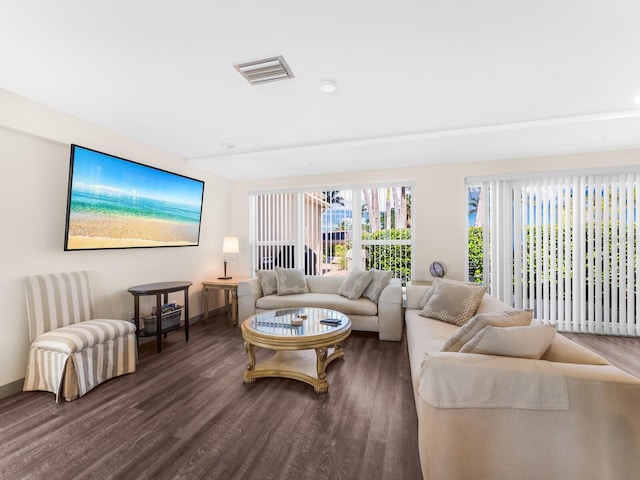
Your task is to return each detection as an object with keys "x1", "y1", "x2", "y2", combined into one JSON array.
[{"x1": 2, "y1": 0, "x2": 640, "y2": 180}]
